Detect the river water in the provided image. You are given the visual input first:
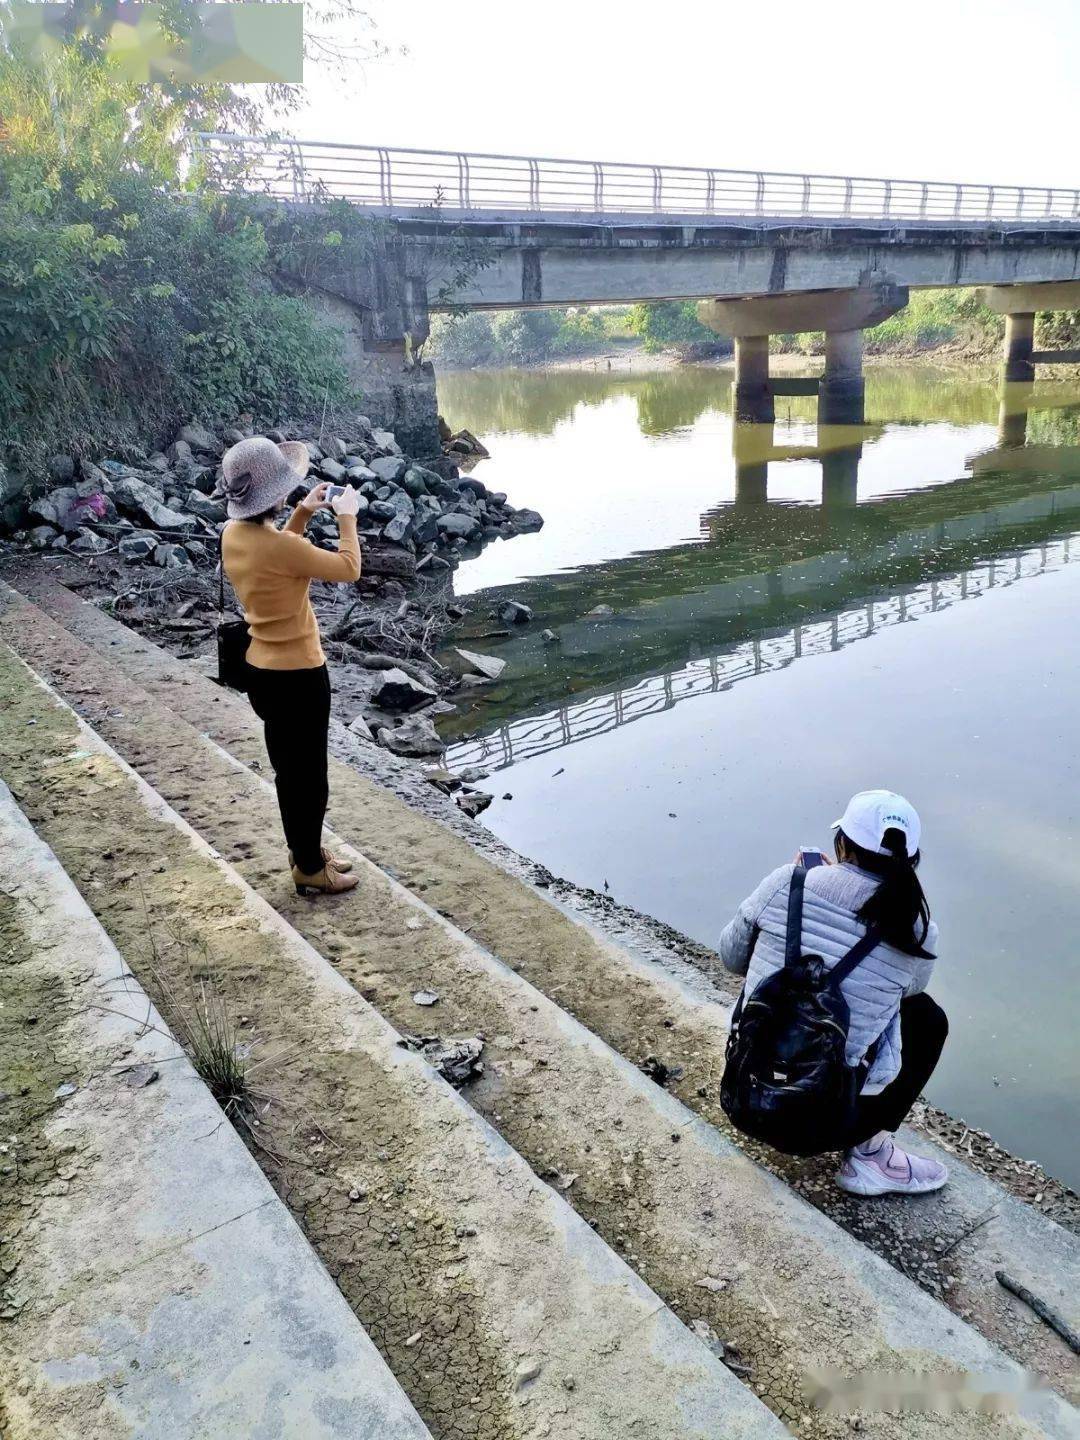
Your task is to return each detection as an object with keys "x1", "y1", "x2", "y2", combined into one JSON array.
[{"x1": 437, "y1": 362, "x2": 1080, "y2": 1187}]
